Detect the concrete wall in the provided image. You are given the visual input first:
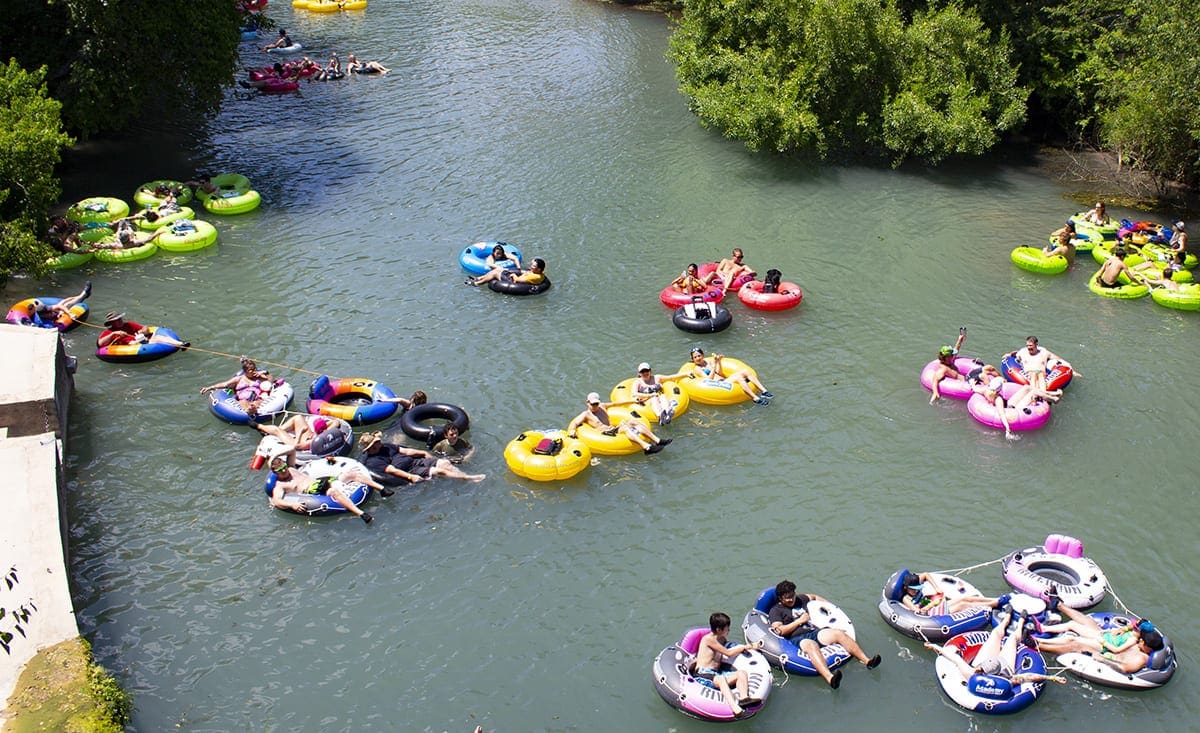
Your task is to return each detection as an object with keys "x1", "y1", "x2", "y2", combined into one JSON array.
[{"x1": 0, "y1": 326, "x2": 79, "y2": 716}]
